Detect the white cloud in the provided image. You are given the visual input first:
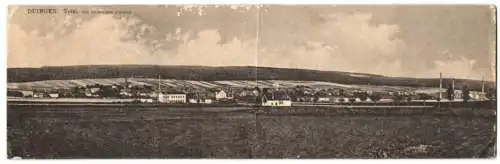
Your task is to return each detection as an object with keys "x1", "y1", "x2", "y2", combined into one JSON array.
[
  {"x1": 8, "y1": 15, "x2": 258, "y2": 68},
  {"x1": 8, "y1": 15, "x2": 156, "y2": 67},
  {"x1": 172, "y1": 30, "x2": 257, "y2": 66},
  {"x1": 429, "y1": 57, "x2": 479, "y2": 80},
  {"x1": 258, "y1": 13, "x2": 406, "y2": 76}
]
